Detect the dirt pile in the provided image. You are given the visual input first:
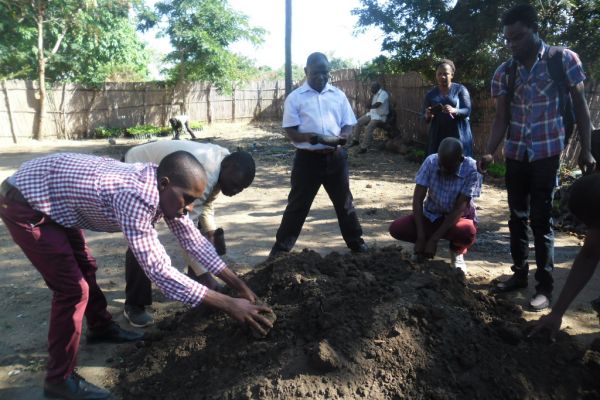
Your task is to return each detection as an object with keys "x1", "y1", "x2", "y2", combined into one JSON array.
[{"x1": 113, "y1": 247, "x2": 600, "y2": 400}]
